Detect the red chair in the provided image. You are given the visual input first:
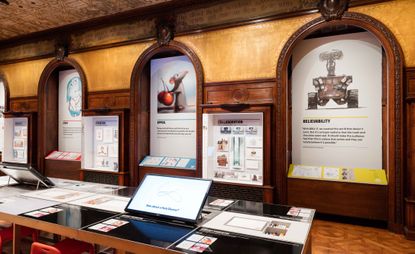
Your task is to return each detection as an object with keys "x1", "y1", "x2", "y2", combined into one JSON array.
[
  {"x1": 31, "y1": 239, "x2": 95, "y2": 254},
  {"x1": 0, "y1": 226, "x2": 38, "y2": 252}
]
